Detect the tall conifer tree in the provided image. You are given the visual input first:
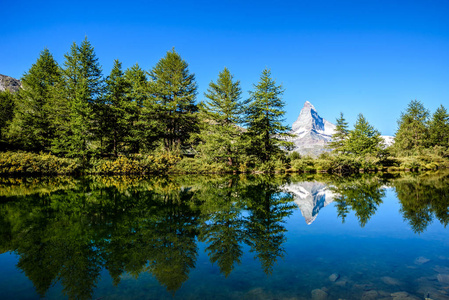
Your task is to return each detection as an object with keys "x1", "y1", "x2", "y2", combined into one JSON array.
[
  {"x1": 328, "y1": 112, "x2": 349, "y2": 154},
  {"x1": 394, "y1": 100, "x2": 429, "y2": 155},
  {"x1": 428, "y1": 105, "x2": 449, "y2": 149},
  {"x1": 197, "y1": 67, "x2": 244, "y2": 166},
  {"x1": 148, "y1": 49, "x2": 198, "y2": 151},
  {"x1": 60, "y1": 37, "x2": 104, "y2": 159},
  {"x1": 8, "y1": 48, "x2": 62, "y2": 152},
  {"x1": 0, "y1": 91, "x2": 15, "y2": 149},
  {"x1": 125, "y1": 63, "x2": 159, "y2": 153},
  {"x1": 345, "y1": 114, "x2": 382, "y2": 155},
  {"x1": 103, "y1": 59, "x2": 131, "y2": 156},
  {"x1": 245, "y1": 69, "x2": 291, "y2": 162}
]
